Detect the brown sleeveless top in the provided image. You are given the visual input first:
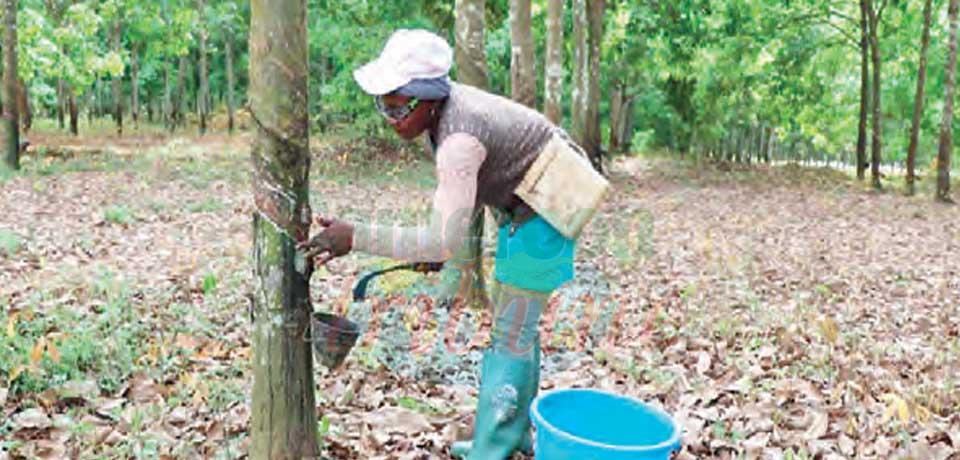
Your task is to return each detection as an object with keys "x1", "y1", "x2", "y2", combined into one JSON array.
[{"x1": 430, "y1": 83, "x2": 566, "y2": 210}]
